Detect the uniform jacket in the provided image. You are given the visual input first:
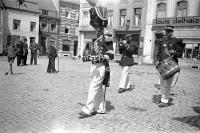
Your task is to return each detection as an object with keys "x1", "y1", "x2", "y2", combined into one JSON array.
[
  {"x1": 22, "y1": 42, "x2": 28, "y2": 56},
  {"x1": 48, "y1": 45, "x2": 57, "y2": 59},
  {"x1": 30, "y1": 43, "x2": 38, "y2": 54},
  {"x1": 119, "y1": 40, "x2": 137, "y2": 66},
  {"x1": 156, "y1": 36, "x2": 183, "y2": 64}
]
